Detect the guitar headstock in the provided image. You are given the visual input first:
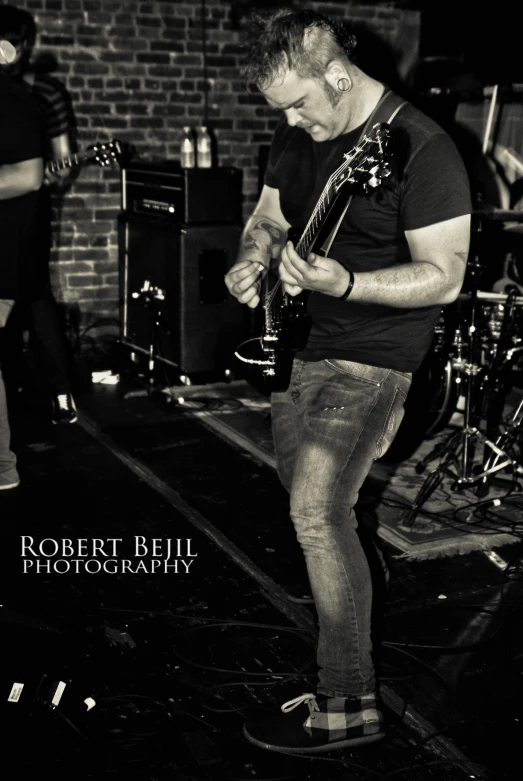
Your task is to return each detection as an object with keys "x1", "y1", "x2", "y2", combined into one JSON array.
[
  {"x1": 333, "y1": 122, "x2": 392, "y2": 195},
  {"x1": 88, "y1": 139, "x2": 123, "y2": 167}
]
